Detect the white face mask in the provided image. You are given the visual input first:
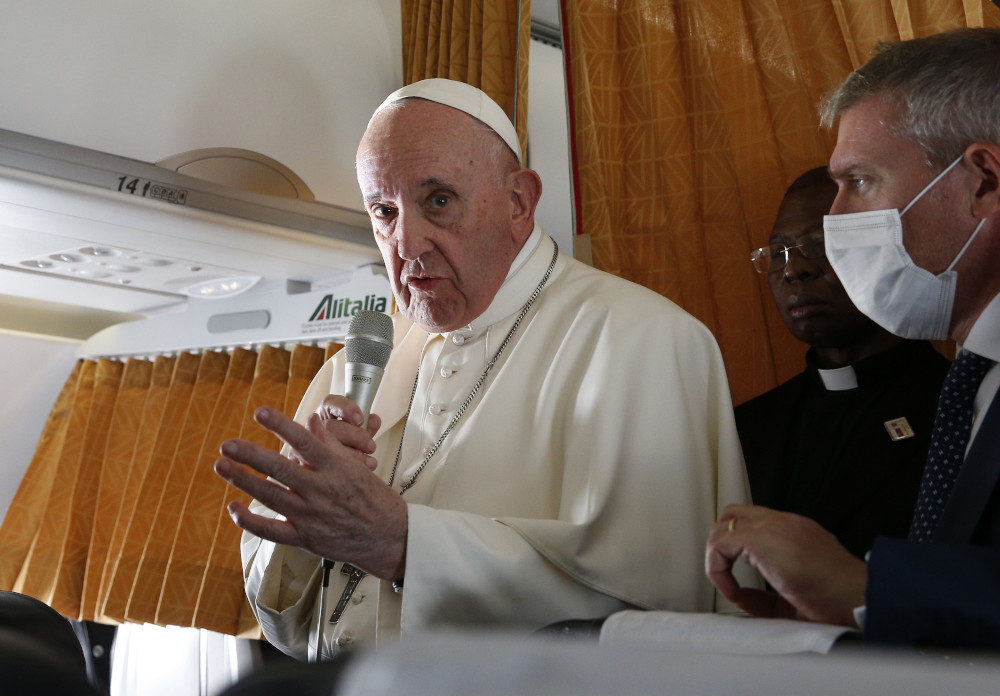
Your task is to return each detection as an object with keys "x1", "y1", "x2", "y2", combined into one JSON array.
[{"x1": 824, "y1": 155, "x2": 985, "y2": 341}]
